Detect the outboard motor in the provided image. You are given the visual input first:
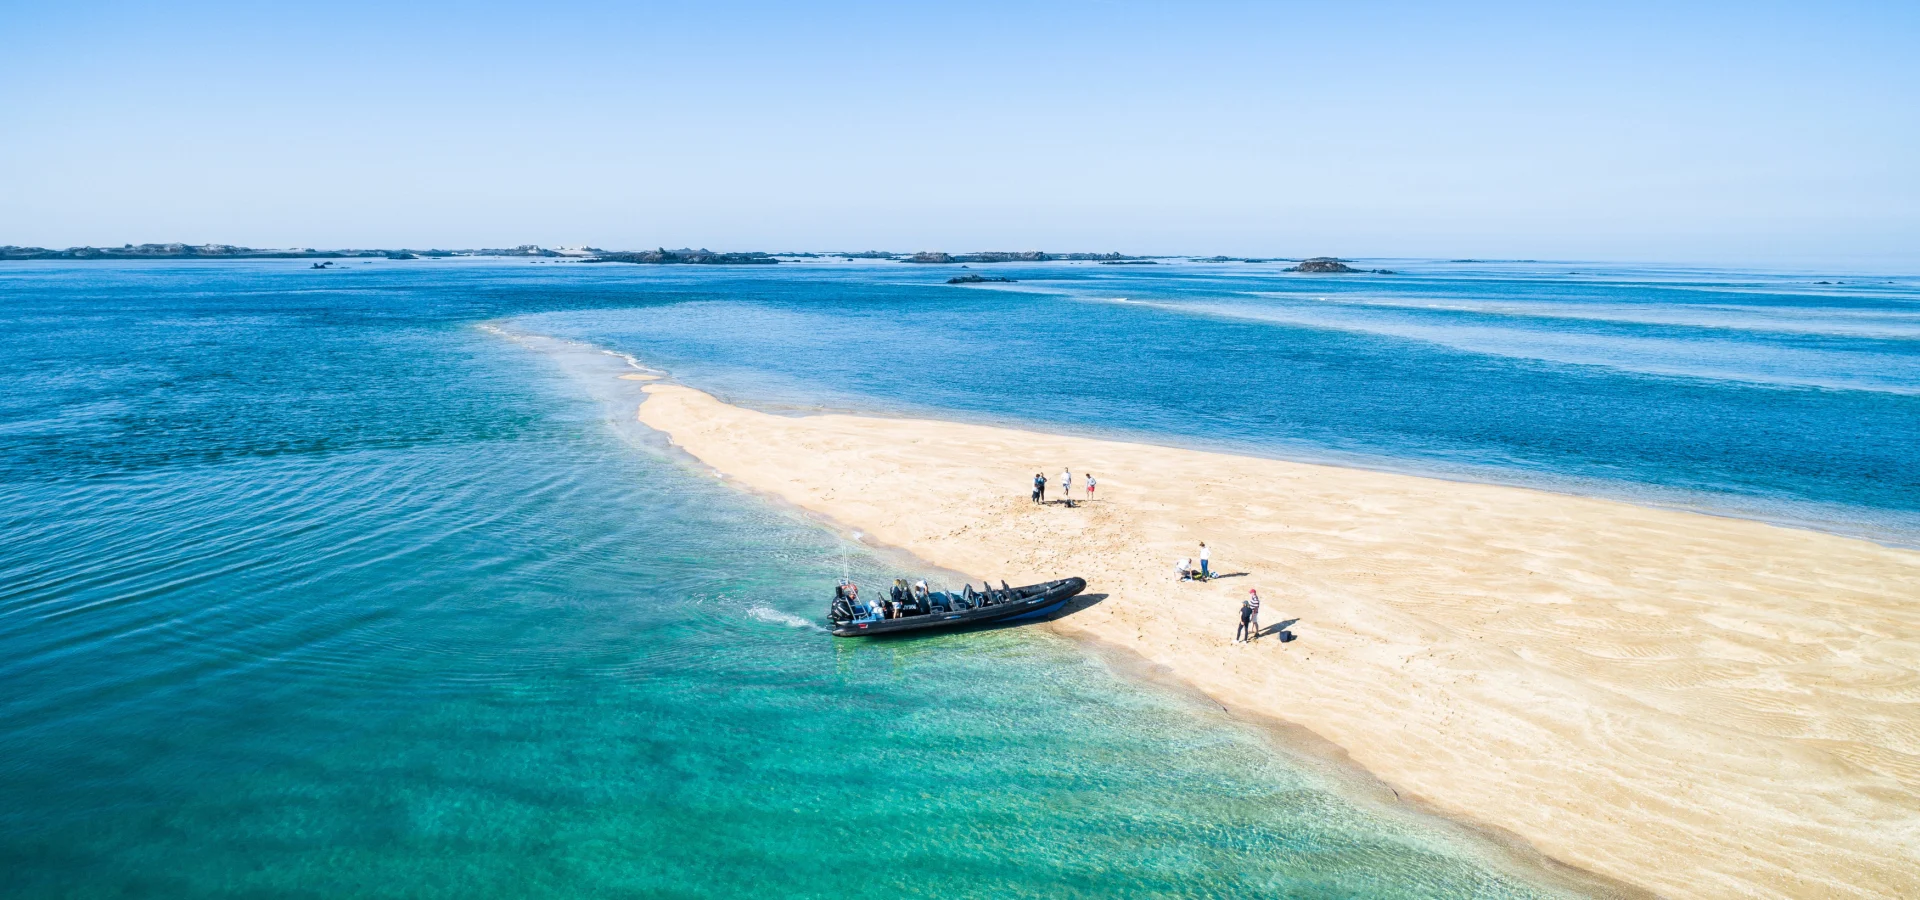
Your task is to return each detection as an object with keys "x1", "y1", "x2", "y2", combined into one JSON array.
[{"x1": 830, "y1": 583, "x2": 857, "y2": 624}]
